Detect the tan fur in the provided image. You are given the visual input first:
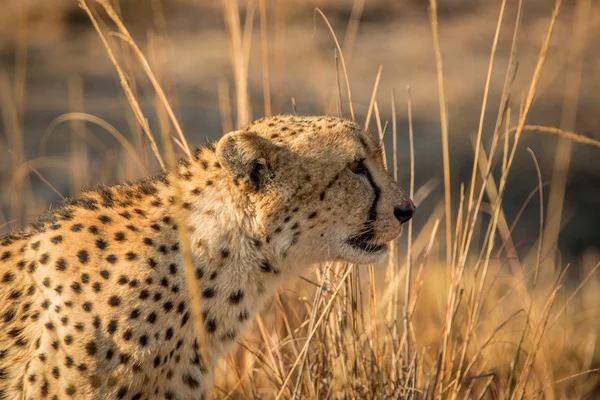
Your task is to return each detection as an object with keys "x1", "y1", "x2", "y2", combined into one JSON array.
[{"x1": 0, "y1": 115, "x2": 413, "y2": 399}]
